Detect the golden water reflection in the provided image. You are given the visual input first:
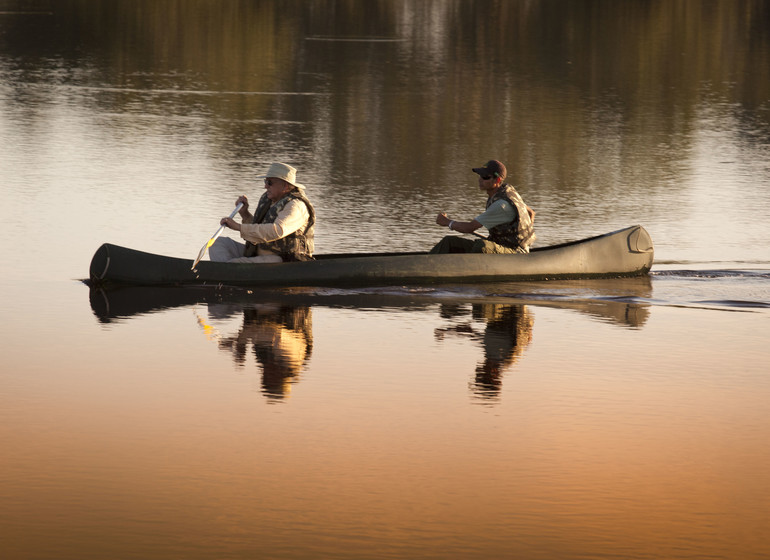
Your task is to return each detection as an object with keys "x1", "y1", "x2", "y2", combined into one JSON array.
[
  {"x1": 2, "y1": 283, "x2": 760, "y2": 559},
  {"x1": 90, "y1": 283, "x2": 651, "y2": 404},
  {"x1": 207, "y1": 303, "x2": 313, "y2": 402}
]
